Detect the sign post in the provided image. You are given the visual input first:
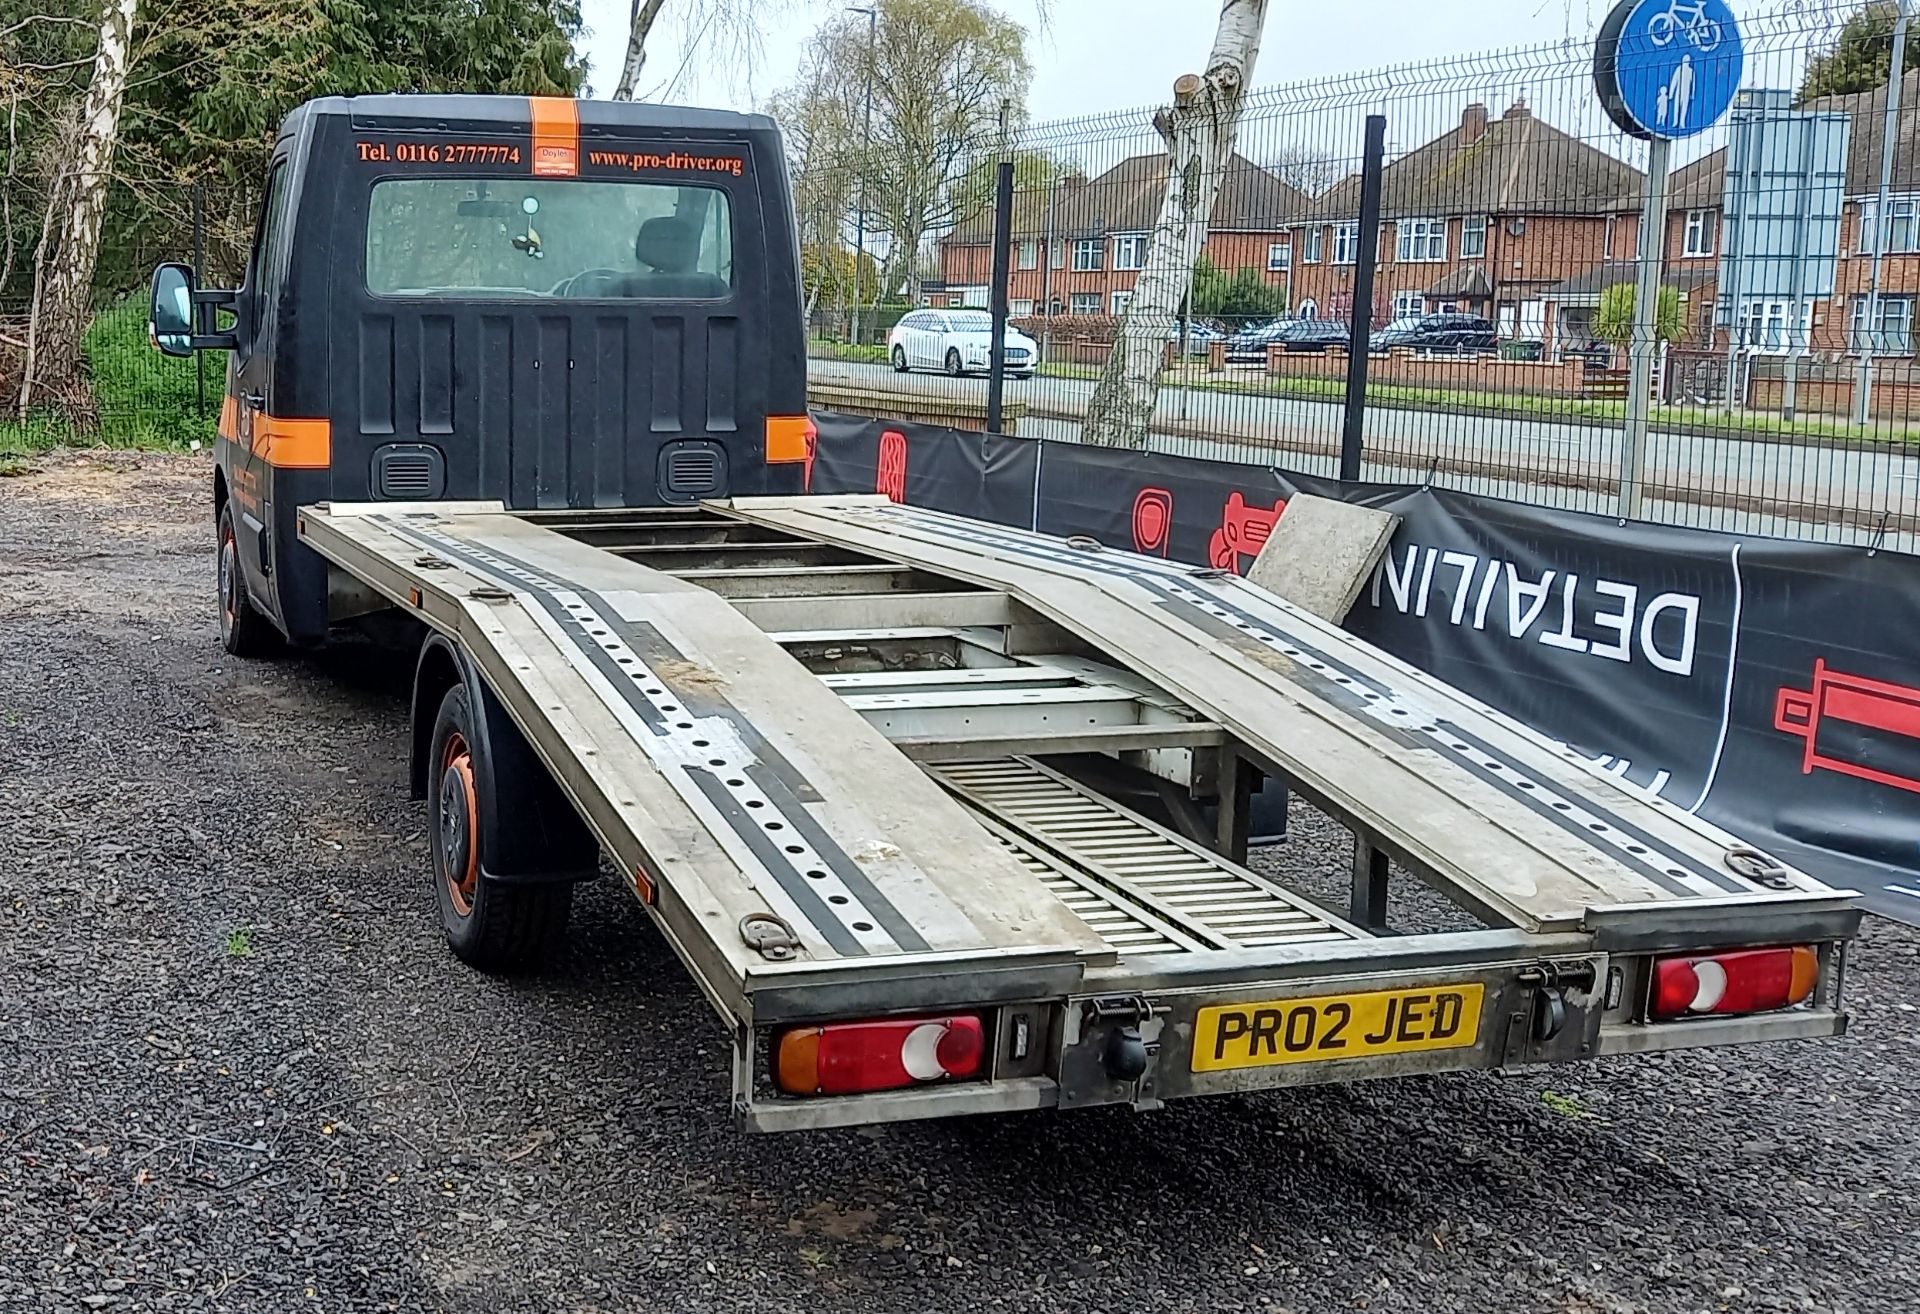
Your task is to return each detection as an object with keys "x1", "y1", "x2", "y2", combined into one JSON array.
[{"x1": 1594, "y1": 0, "x2": 1744, "y2": 520}]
